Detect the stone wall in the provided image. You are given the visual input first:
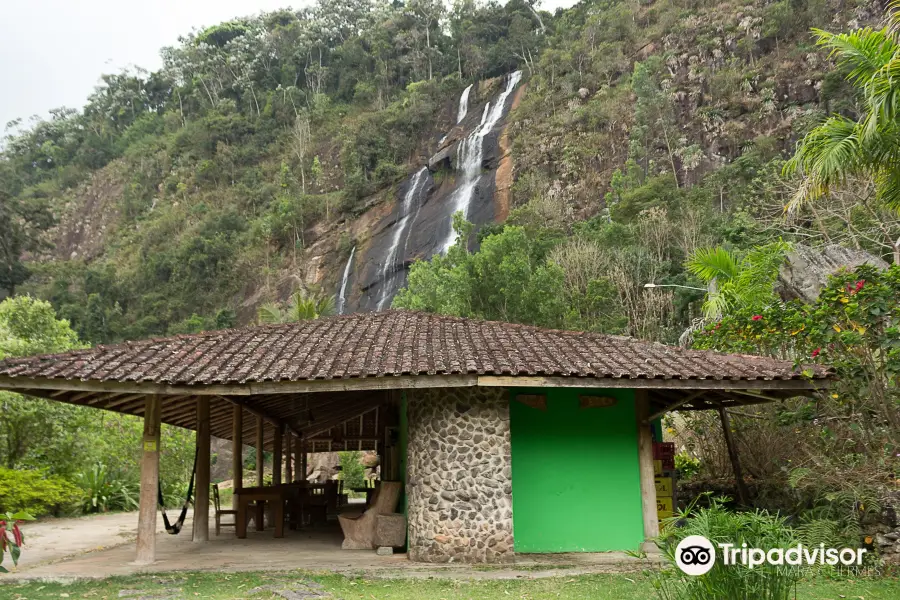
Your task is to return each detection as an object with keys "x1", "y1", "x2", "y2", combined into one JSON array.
[{"x1": 406, "y1": 387, "x2": 514, "y2": 563}]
